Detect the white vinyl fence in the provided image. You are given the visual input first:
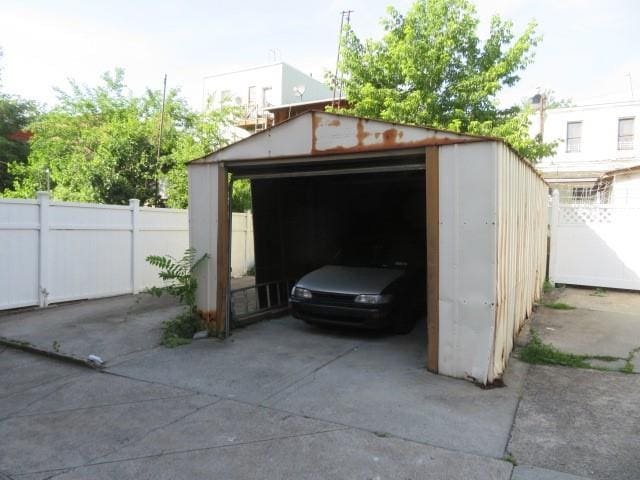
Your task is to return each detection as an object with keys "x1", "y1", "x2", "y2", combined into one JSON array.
[
  {"x1": 0, "y1": 192, "x2": 190, "y2": 310},
  {"x1": 0, "y1": 193, "x2": 256, "y2": 311},
  {"x1": 231, "y1": 212, "x2": 254, "y2": 278},
  {"x1": 549, "y1": 190, "x2": 640, "y2": 290}
]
